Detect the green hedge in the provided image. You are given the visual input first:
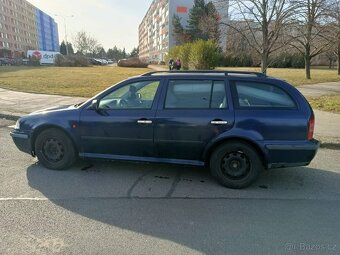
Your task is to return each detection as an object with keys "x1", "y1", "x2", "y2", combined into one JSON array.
[
  {"x1": 220, "y1": 52, "x2": 305, "y2": 68},
  {"x1": 167, "y1": 40, "x2": 220, "y2": 70},
  {"x1": 54, "y1": 55, "x2": 89, "y2": 67},
  {"x1": 270, "y1": 52, "x2": 305, "y2": 68},
  {"x1": 223, "y1": 53, "x2": 255, "y2": 67},
  {"x1": 167, "y1": 42, "x2": 304, "y2": 69}
]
